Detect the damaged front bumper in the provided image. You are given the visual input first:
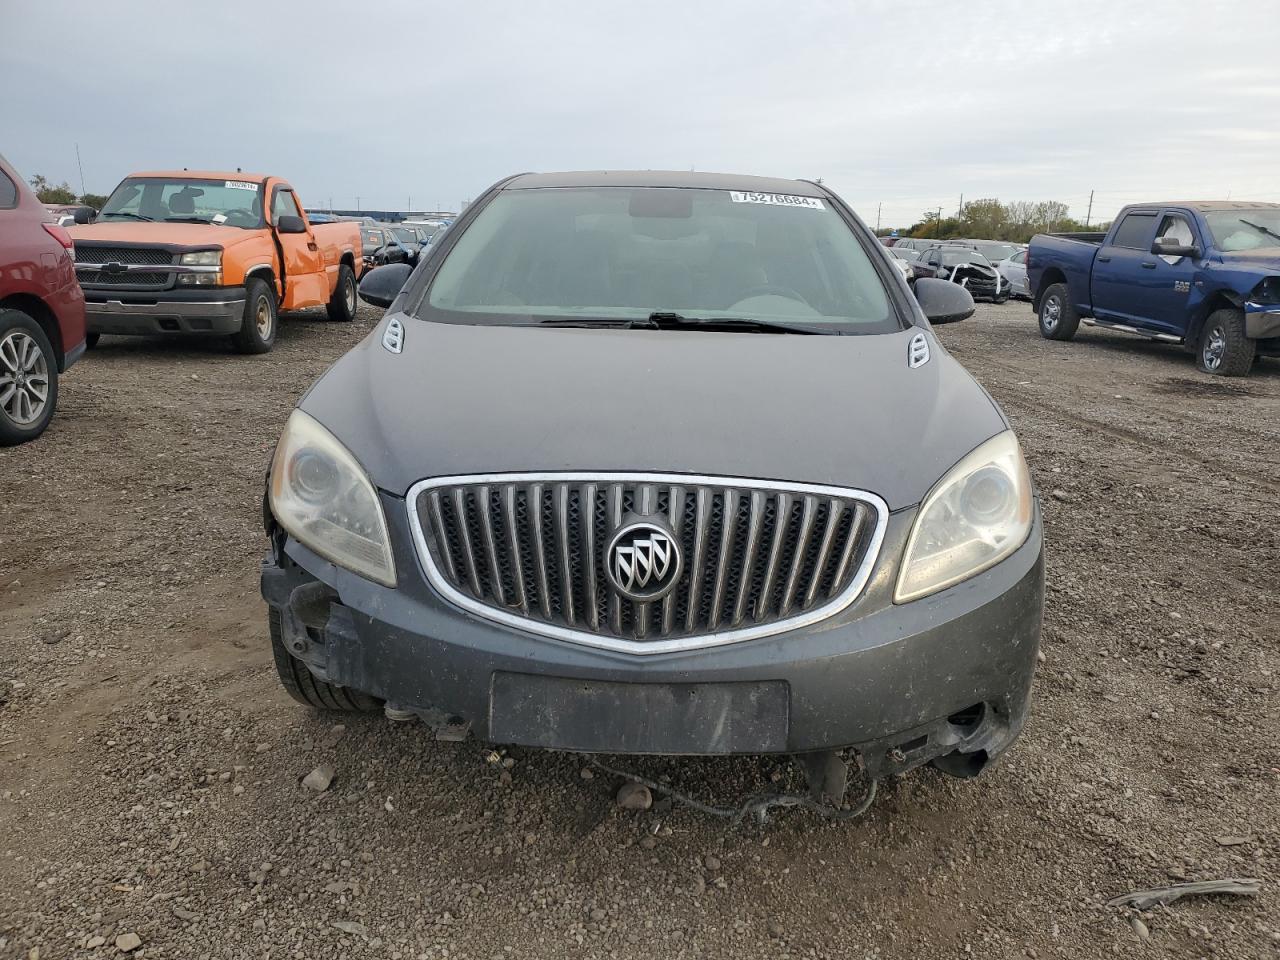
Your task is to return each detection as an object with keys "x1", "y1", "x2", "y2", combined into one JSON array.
[
  {"x1": 1244, "y1": 301, "x2": 1280, "y2": 340},
  {"x1": 261, "y1": 498, "x2": 1044, "y2": 780}
]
